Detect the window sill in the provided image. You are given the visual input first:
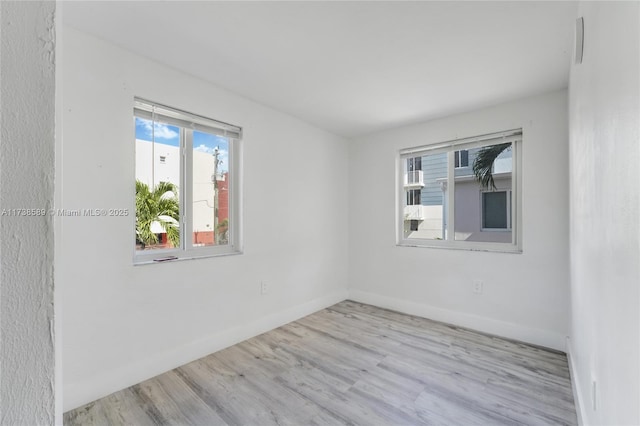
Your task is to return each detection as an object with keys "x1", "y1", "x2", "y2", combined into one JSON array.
[
  {"x1": 397, "y1": 240, "x2": 522, "y2": 254},
  {"x1": 134, "y1": 248, "x2": 243, "y2": 266}
]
